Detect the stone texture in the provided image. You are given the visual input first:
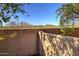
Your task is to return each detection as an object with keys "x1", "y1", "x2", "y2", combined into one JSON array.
[{"x1": 39, "y1": 31, "x2": 79, "y2": 56}]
